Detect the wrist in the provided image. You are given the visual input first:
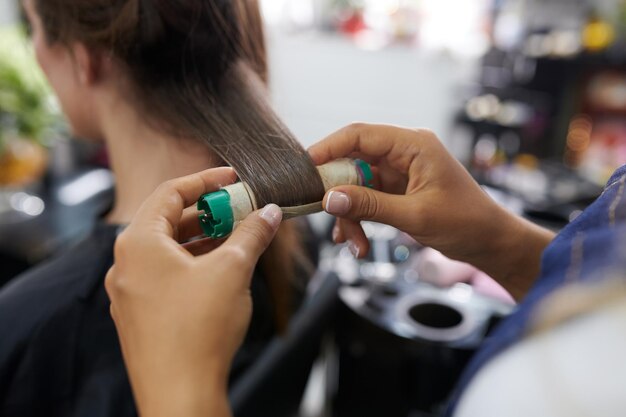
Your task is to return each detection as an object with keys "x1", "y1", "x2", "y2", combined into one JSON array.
[
  {"x1": 133, "y1": 364, "x2": 231, "y2": 417},
  {"x1": 487, "y1": 207, "x2": 555, "y2": 300}
]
